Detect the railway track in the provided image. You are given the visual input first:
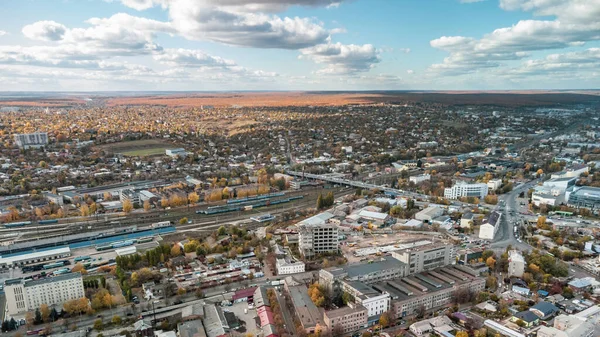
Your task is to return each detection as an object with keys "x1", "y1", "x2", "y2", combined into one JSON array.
[{"x1": 7, "y1": 188, "x2": 351, "y2": 242}]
